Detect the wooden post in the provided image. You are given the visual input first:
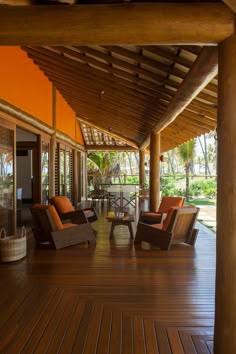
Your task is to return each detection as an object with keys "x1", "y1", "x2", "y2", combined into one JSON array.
[
  {"x1": 49, "y1": 85, "x2": 56, "y2": 199},
  {"x1": 77, "y1": 151, "x2": 82, "y2": 203},
  {"x1": 73, "y1": 149, "x2": 78, "y2": 207},
  {"x1": 84, "y1": 152, "x2": 88, "y2": 200},
  {"x1": 215, "y1": 34, "x2": 236, "y2": 353},
  {"x1": 149, "y1": 132, "x2": 160, "y2": 211},
  {"x1": 139, "y1": 149, "x2": 145, "y2": 188},
  {"x1": 49, "y1": 134, "x2": 56, "y2": 198}
]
